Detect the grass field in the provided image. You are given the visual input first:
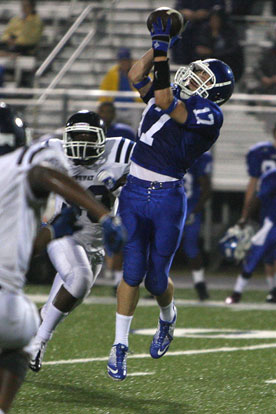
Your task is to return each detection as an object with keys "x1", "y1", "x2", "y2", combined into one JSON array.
[{"x1": 12, "y1": 283, "x2": 276, "y2": 414}]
